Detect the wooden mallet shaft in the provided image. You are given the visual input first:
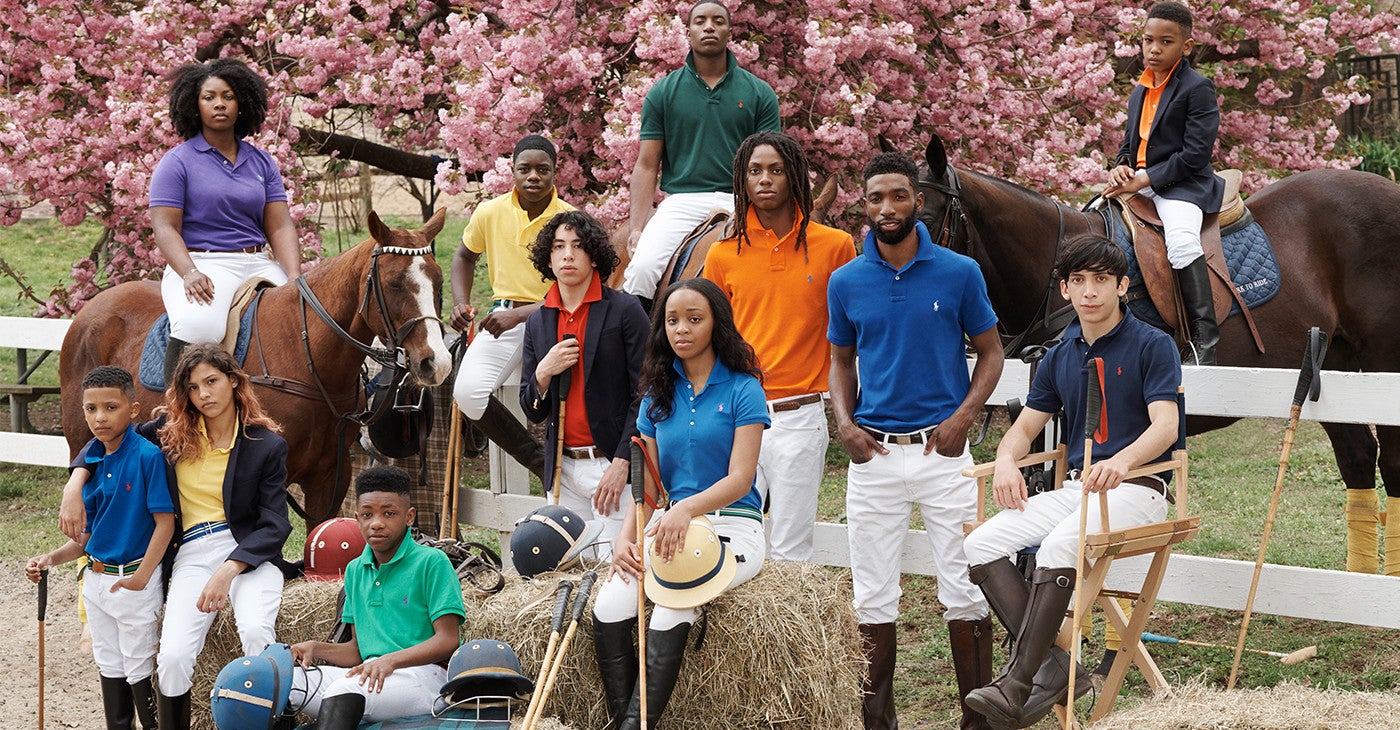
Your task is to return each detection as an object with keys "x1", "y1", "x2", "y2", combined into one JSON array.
[
  {"x1": 629, "y1": 440, "x2": 651, "y2": 730},
  {"x1": 522, "y1": 579, "x2": 574, "y2": 728},
  {"x1": 38, "y1": 568, "x2": 47, "y2": 730},
  {"x1": 527, "y1": 571, "x2": 598, "y2": 730}
]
